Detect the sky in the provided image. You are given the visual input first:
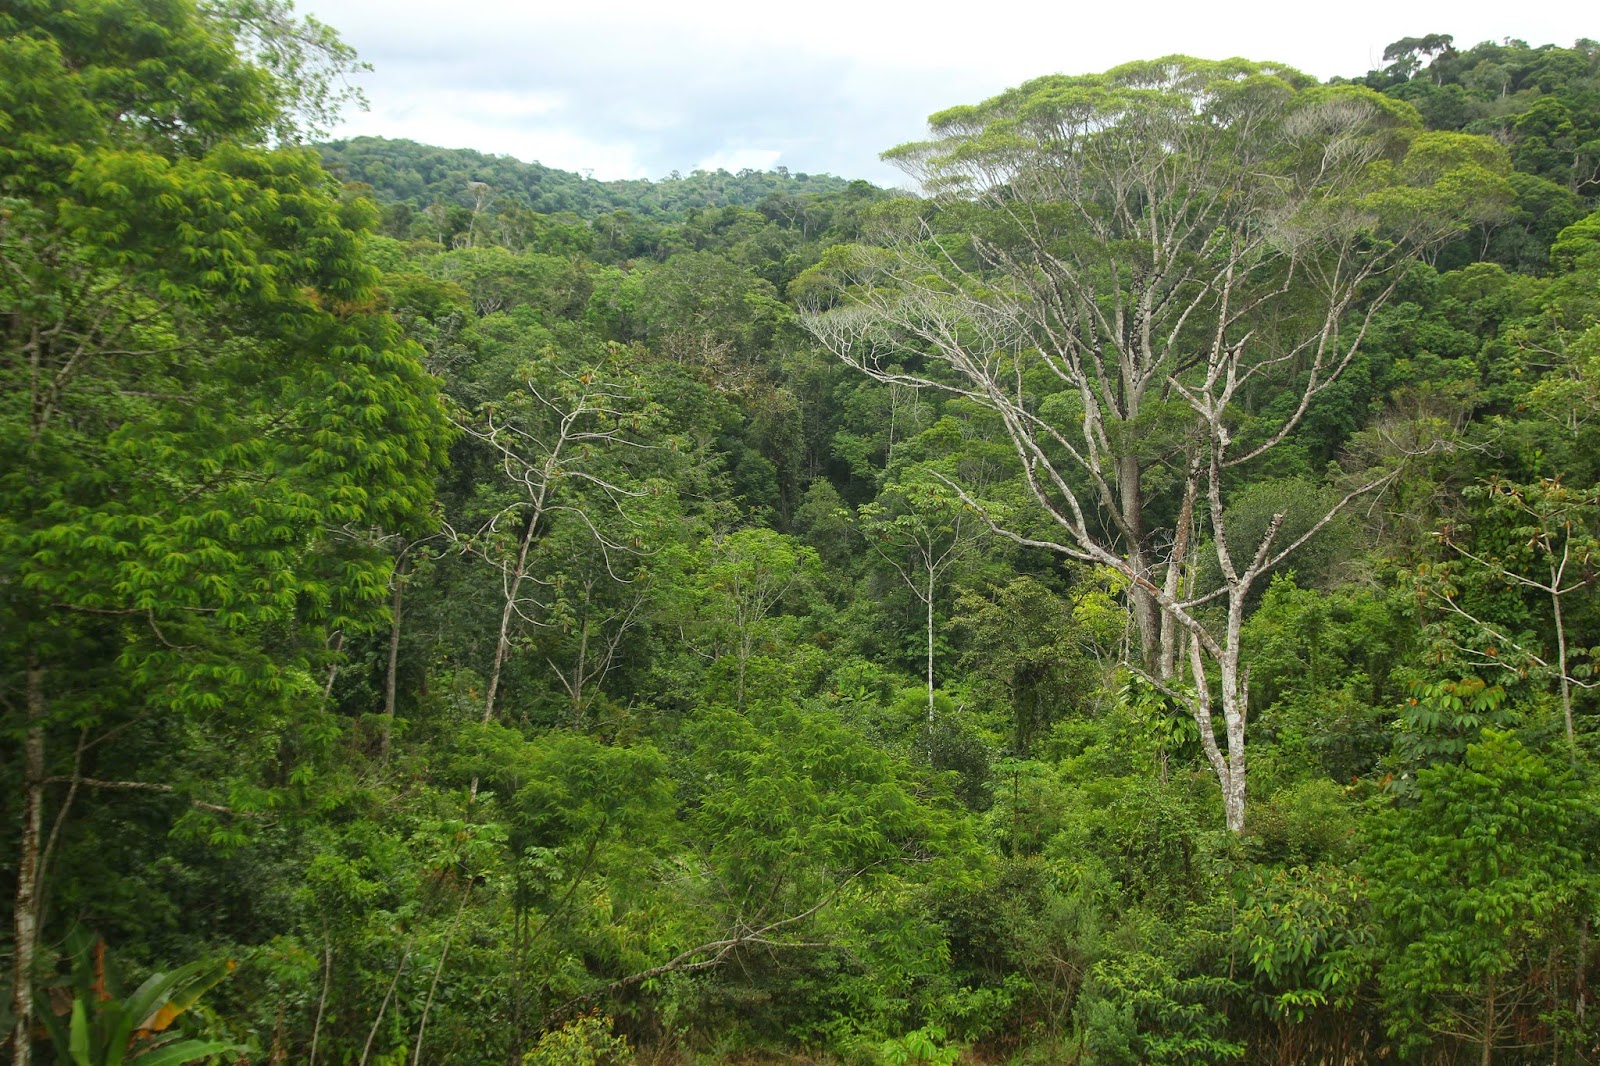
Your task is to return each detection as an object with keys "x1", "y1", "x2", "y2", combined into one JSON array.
[{"x1": 303, "y1": 0, "x2": 1595, "y2": 187}]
